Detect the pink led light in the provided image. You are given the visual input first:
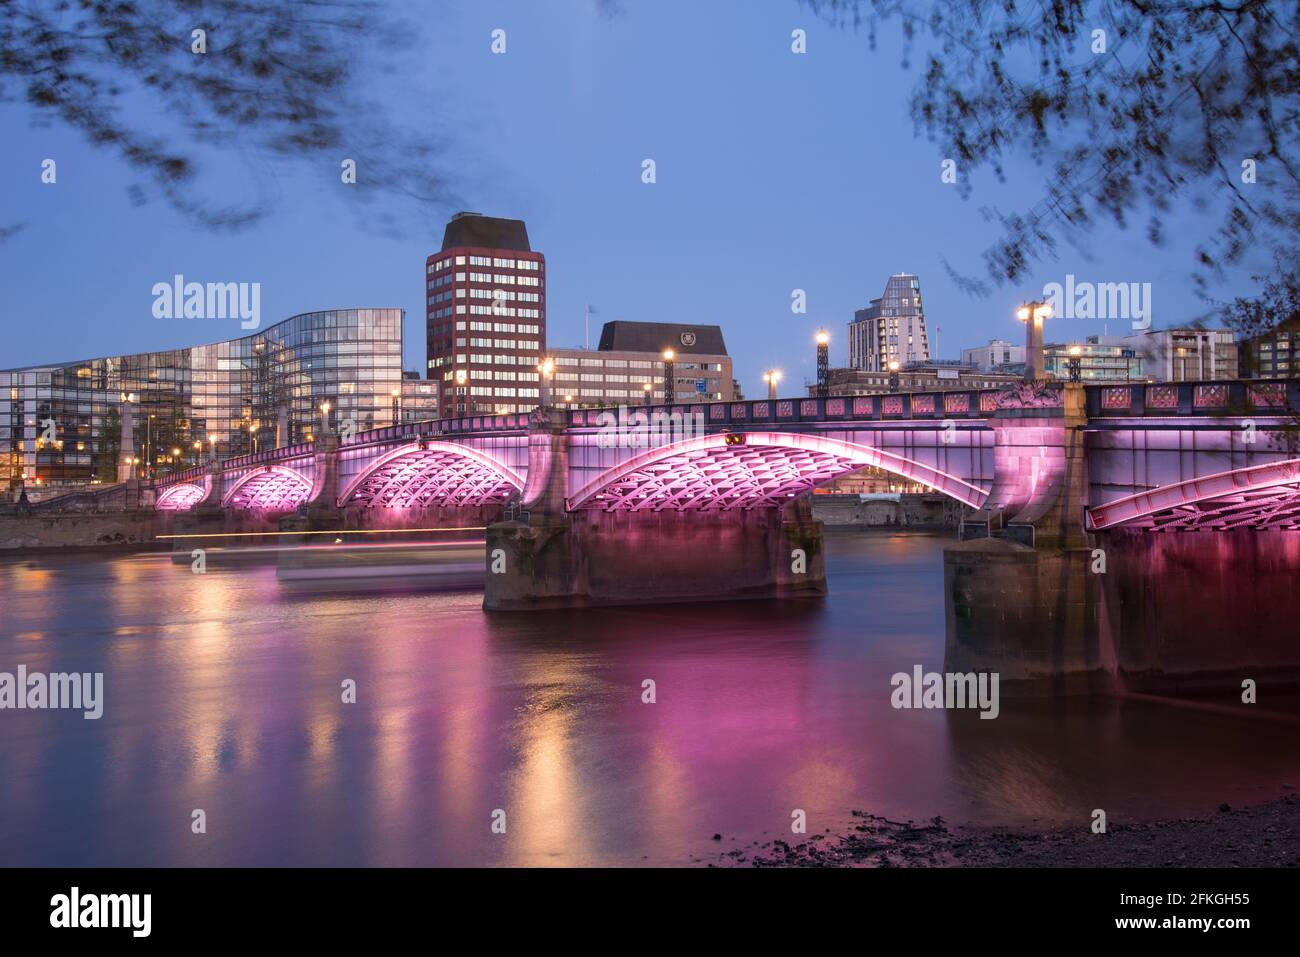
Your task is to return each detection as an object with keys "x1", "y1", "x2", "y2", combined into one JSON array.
[
  {"x1": 1087, "y1": 458, "x2": 1300, "y2": 531},
  {"x1": 338, "y1": 441, "x2": 524, "y2": 508},
  {"x1": 155, "y1": 483, "x2": 205, "y2": 511},
  {"x1": 222, "y1": 465, "x2": 312, "y2": 511},
  {"x1": 566, "y1": 431, "x2": 989, "y2": 512}
]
